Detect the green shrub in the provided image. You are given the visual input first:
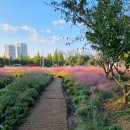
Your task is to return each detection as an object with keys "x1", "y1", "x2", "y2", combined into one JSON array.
[
  {"x1": 103, "y1": 124, "x2": 122, "y2": 130},
  {"x1": 63, "y1": 77, "x2": 118, "y2": 130},
  {"x1": 120, "y1": 74, "x2": 130, "y2": 81},
  {"x1": 0, "y1": 73, "x2": 53, "y2": 130},
  {"x1": 0, "y1": 77, "x2": 13, "y2": 89},
  {"x1": 74, "y1": 95, "x2": 86, "y2": 106}
]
